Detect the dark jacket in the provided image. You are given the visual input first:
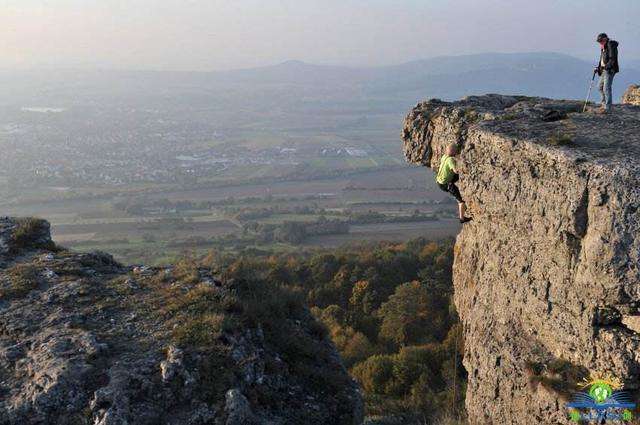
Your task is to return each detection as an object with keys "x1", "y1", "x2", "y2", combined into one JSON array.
[{"x1": 599, "y1": 40, "x2": 619, "y2": 74}]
